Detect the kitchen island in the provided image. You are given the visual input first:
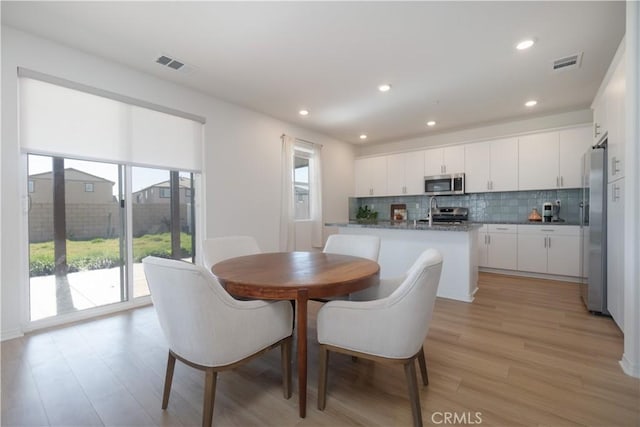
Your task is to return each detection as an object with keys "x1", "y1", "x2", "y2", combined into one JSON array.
[{"x1": 327, "y1": 221, "x2": 481, "y2": 302}]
